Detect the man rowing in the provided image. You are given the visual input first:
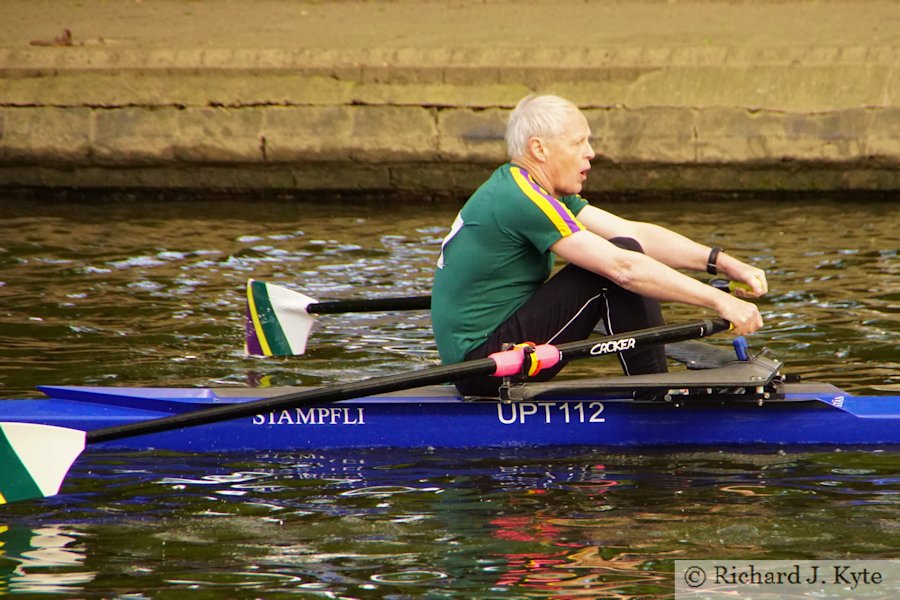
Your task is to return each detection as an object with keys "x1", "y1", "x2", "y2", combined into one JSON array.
[{"x1": 431, "y1": 94, "x2": 768, "y2": 397}]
